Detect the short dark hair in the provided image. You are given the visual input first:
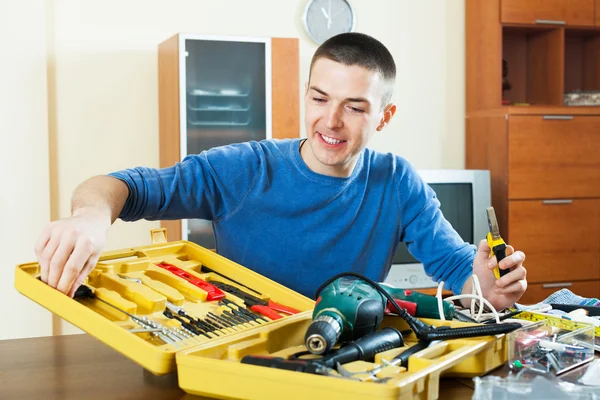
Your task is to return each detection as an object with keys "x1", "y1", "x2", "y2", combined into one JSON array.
[{"x1": 309, "y1": 32, "x2": 396, "y2": 105}]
